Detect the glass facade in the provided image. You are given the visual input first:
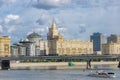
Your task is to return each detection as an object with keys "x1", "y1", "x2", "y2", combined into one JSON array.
[{"x1": 90, "y1": 32, "x2": 105, "y2": 51}]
